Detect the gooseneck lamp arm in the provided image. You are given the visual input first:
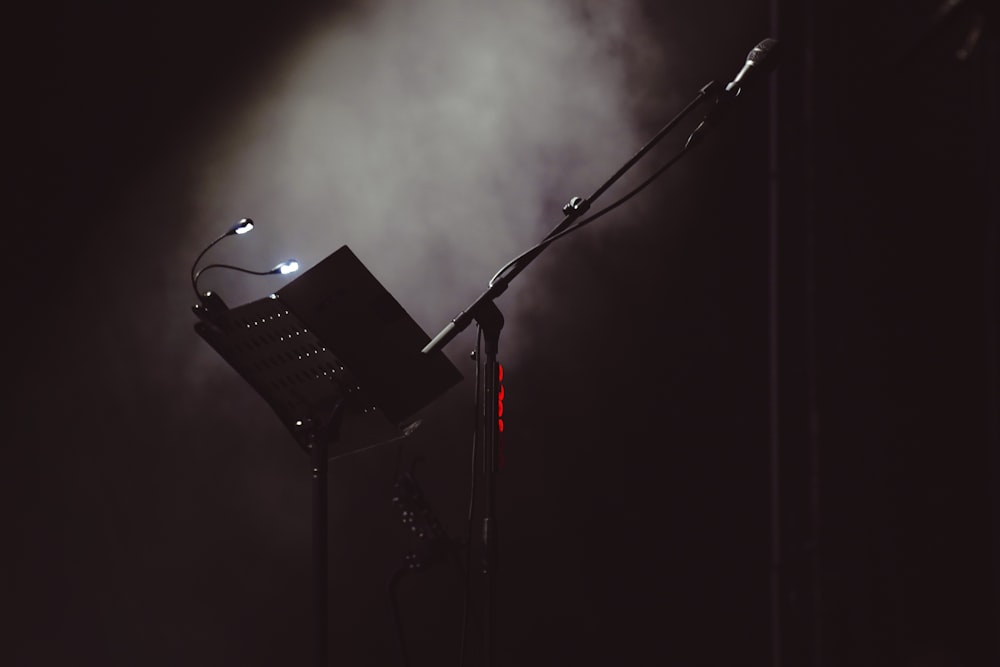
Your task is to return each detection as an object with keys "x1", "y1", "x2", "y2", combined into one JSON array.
[
  {"x1": 189, "y1": 217, "x2": 255, "y2": 298},
  {"x1": 193, "y1": 260, "x2": 300, "y2": 297}
]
